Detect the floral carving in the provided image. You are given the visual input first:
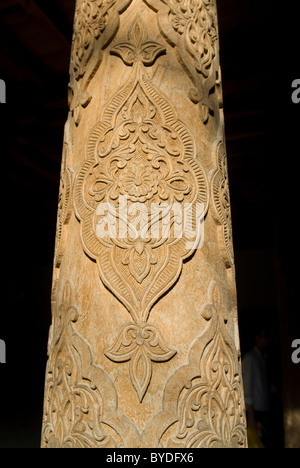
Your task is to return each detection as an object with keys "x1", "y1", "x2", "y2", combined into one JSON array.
[
  {"x1": 74, "y1": 16, "x2": 208, "y2": 400},
  {"x1": 69, "y1": 0, "x2": 132, "y2": 125},
  {"x1": 169, "y1": 0, "x2": 217, "y2": 77},
  {"x1": 105, "y1": 322, "x2": 176, "y2": 402},
  {"x1": 42, "y1": 282, "x2": 118, "y2": 448},
  {"x1": 140, "y1": 282, "x2": 246, "y2": 448},
  {"x1": 111, "y1": 15, "x2": 166, "y2": 66},
  {"x1": 117, "y1": 163, "x2": 160, "y2": 202},
  {"x1": 211, "y1": 141, "x2": 234, "y2": 268},
  {"x1": 144, "y1": 0, "x2": 219, "y2": 123},
  {"x1": 167, "y1": 283, "x2": 246, "y2": 448}
]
